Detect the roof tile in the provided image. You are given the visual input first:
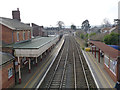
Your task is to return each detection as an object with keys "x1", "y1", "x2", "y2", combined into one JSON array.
[{"x1": 90, "y1": 40, "x2": 120, "y2": 59}]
